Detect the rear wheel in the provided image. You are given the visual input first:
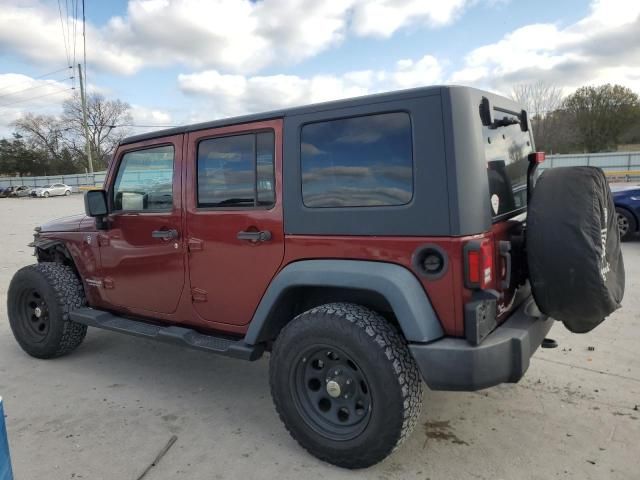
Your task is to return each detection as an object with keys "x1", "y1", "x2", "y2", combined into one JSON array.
[
  {"x1": 64, "y1": 189, "x2": 71, "y2": 196},
  {"x1": 270, "y1": 303, "x2": 422, "y2": 469},
  {"x1": 7, "y1": 263, "x2": 87, "y2": 359},
  {"x1": 616, "y1": 207, "x2": 636, "y2": 241}
]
